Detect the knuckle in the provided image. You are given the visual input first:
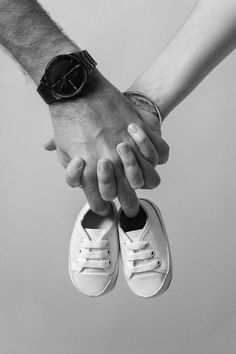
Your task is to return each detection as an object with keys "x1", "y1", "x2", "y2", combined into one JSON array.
[
  {"x1": 122, "y1": 195, "x2": 139, "y2": 209},
  {"x1": 126, "y1": 158, "x2": 137, "y2": 168},
  {"x1": 90, "y1": 203, "x2": 103, "y2": 215},
  {"x1": 83, "y1": 181, "x2": 96, "y2": 193},
  {"x1": 98, "y1": 173, "x2": 112, "y2": 185},
  {"x1": 139, "y1": 135, "x2": 149, "y2": 147},
  {"x1": 102, "y1": 190, "x2": 116, "y2": 201},
  {"x1": 65, "y1": 176, "x2": 79, "y2": 188}
]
